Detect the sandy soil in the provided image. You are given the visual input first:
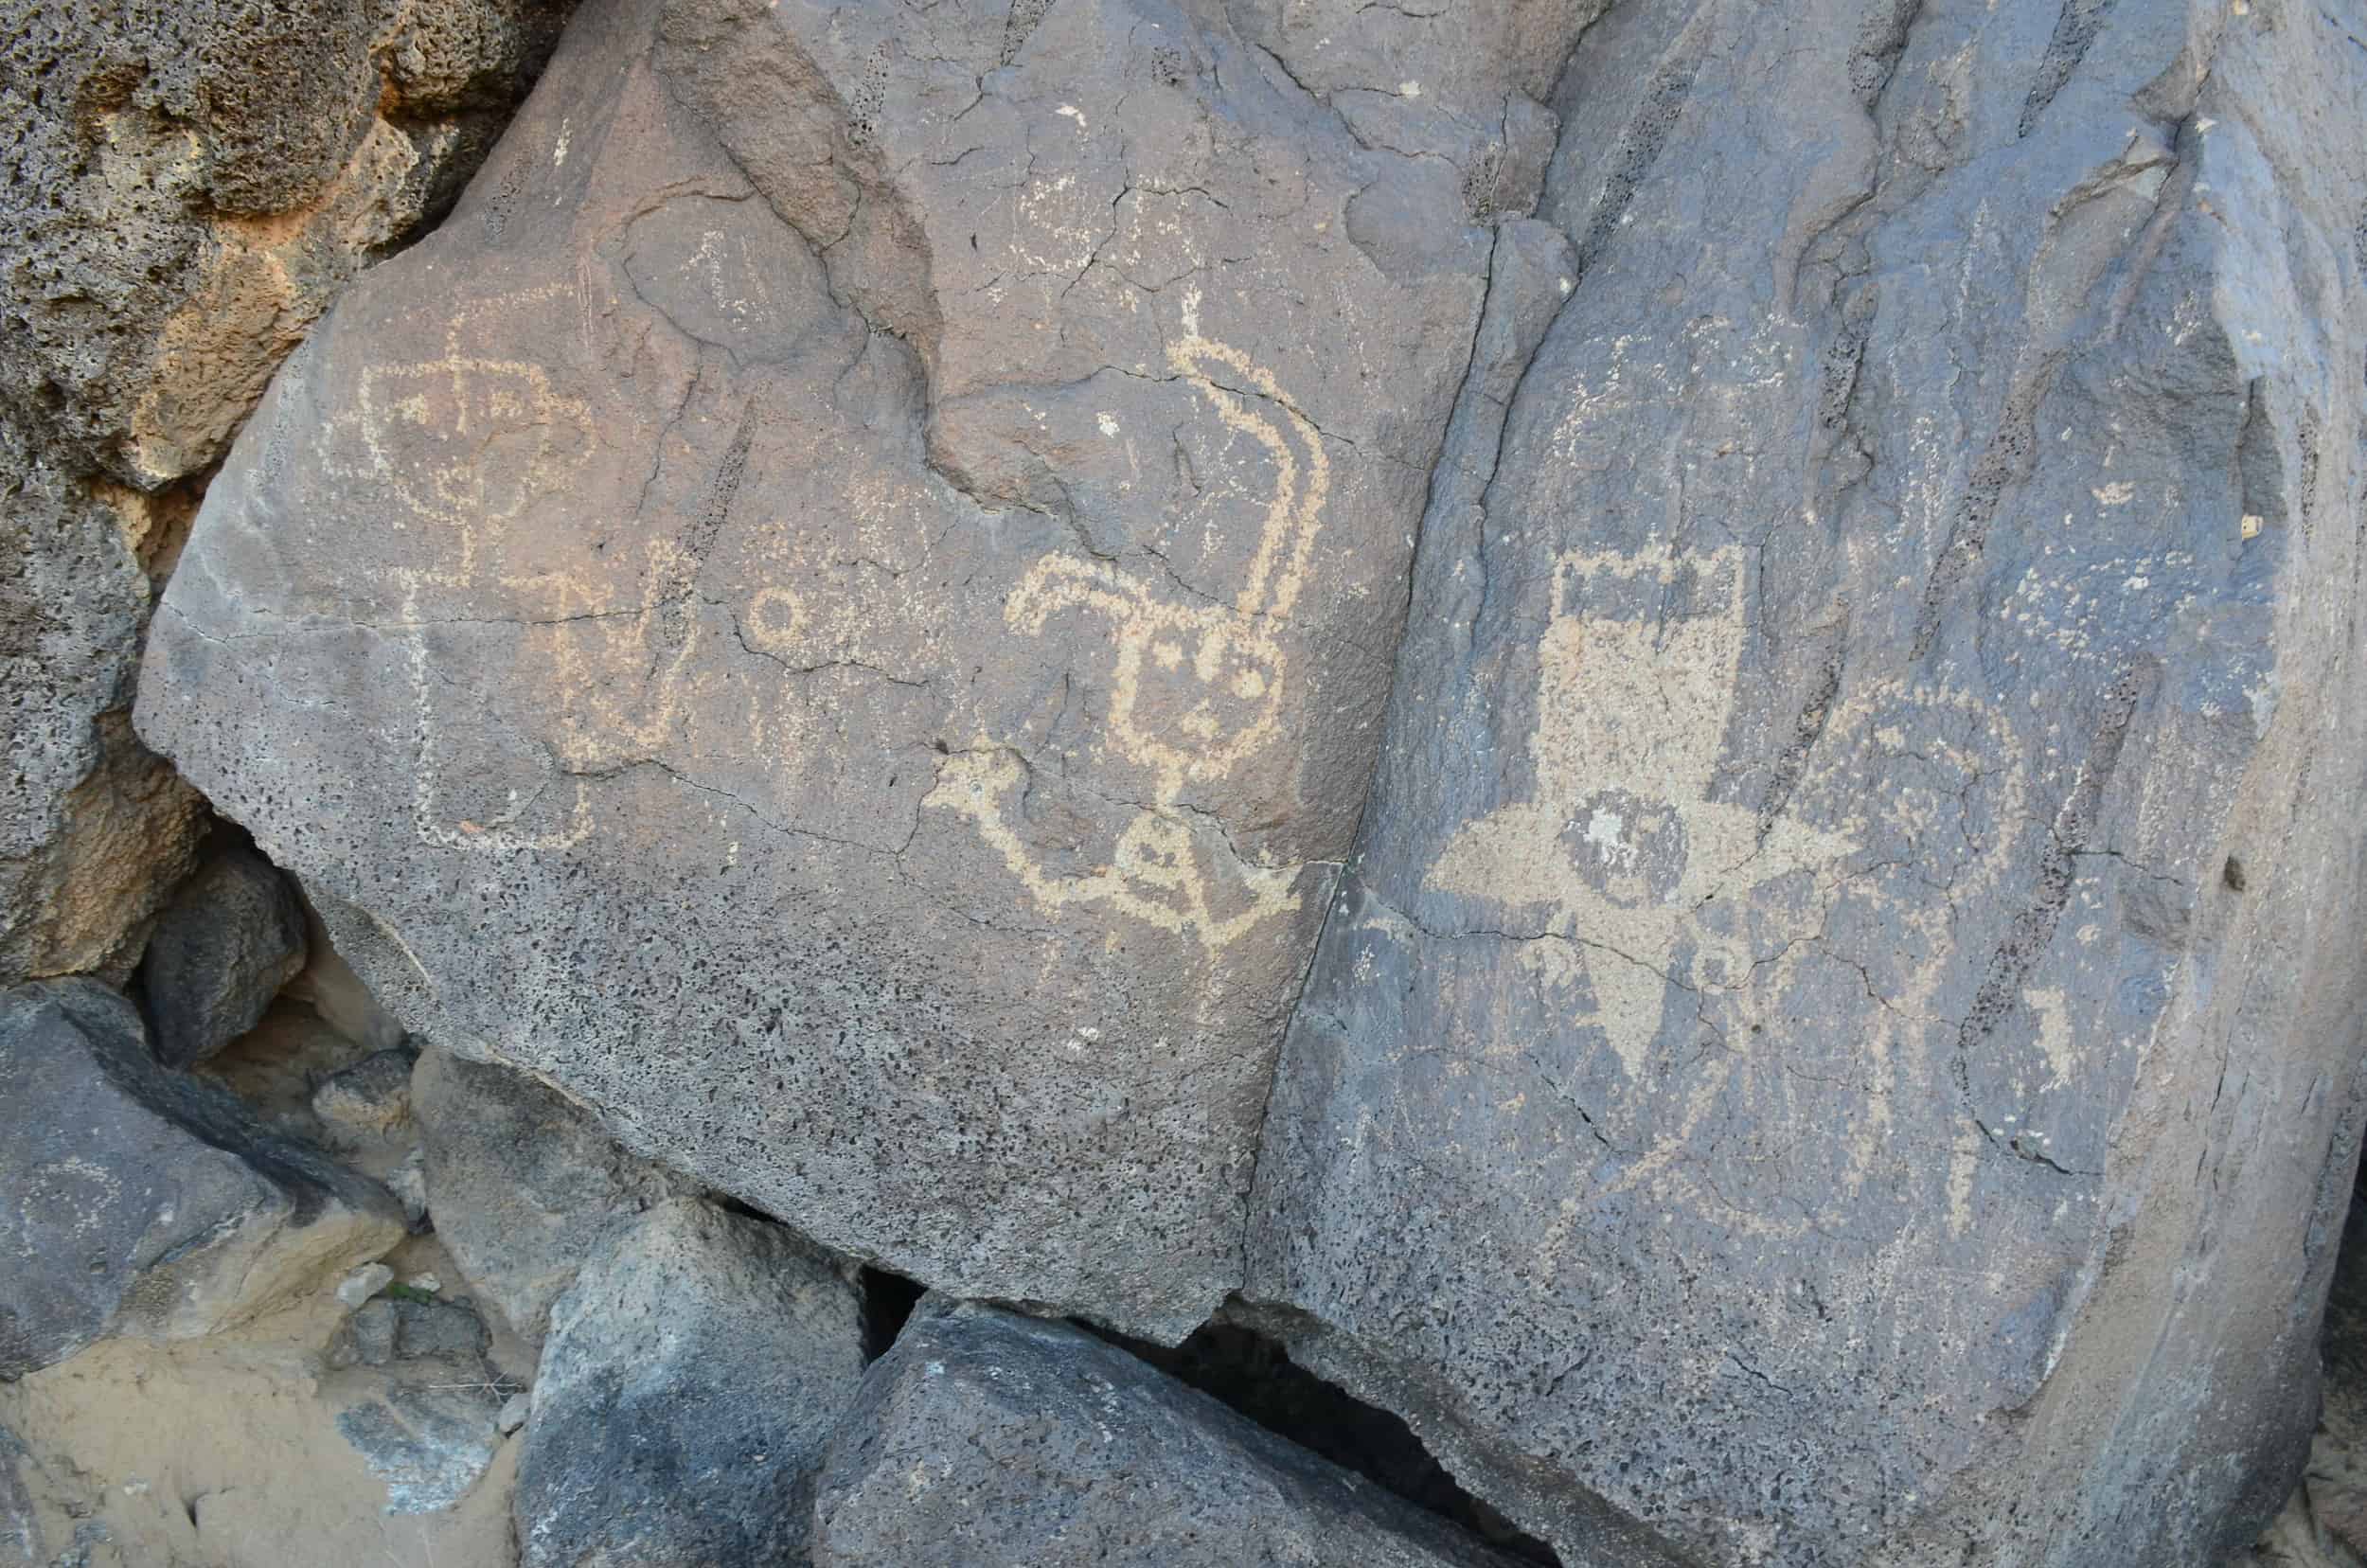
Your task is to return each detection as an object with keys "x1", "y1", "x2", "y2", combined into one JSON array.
[{"x1": 2, "y1": 1240, "x2": 523, "y2": 1567}]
